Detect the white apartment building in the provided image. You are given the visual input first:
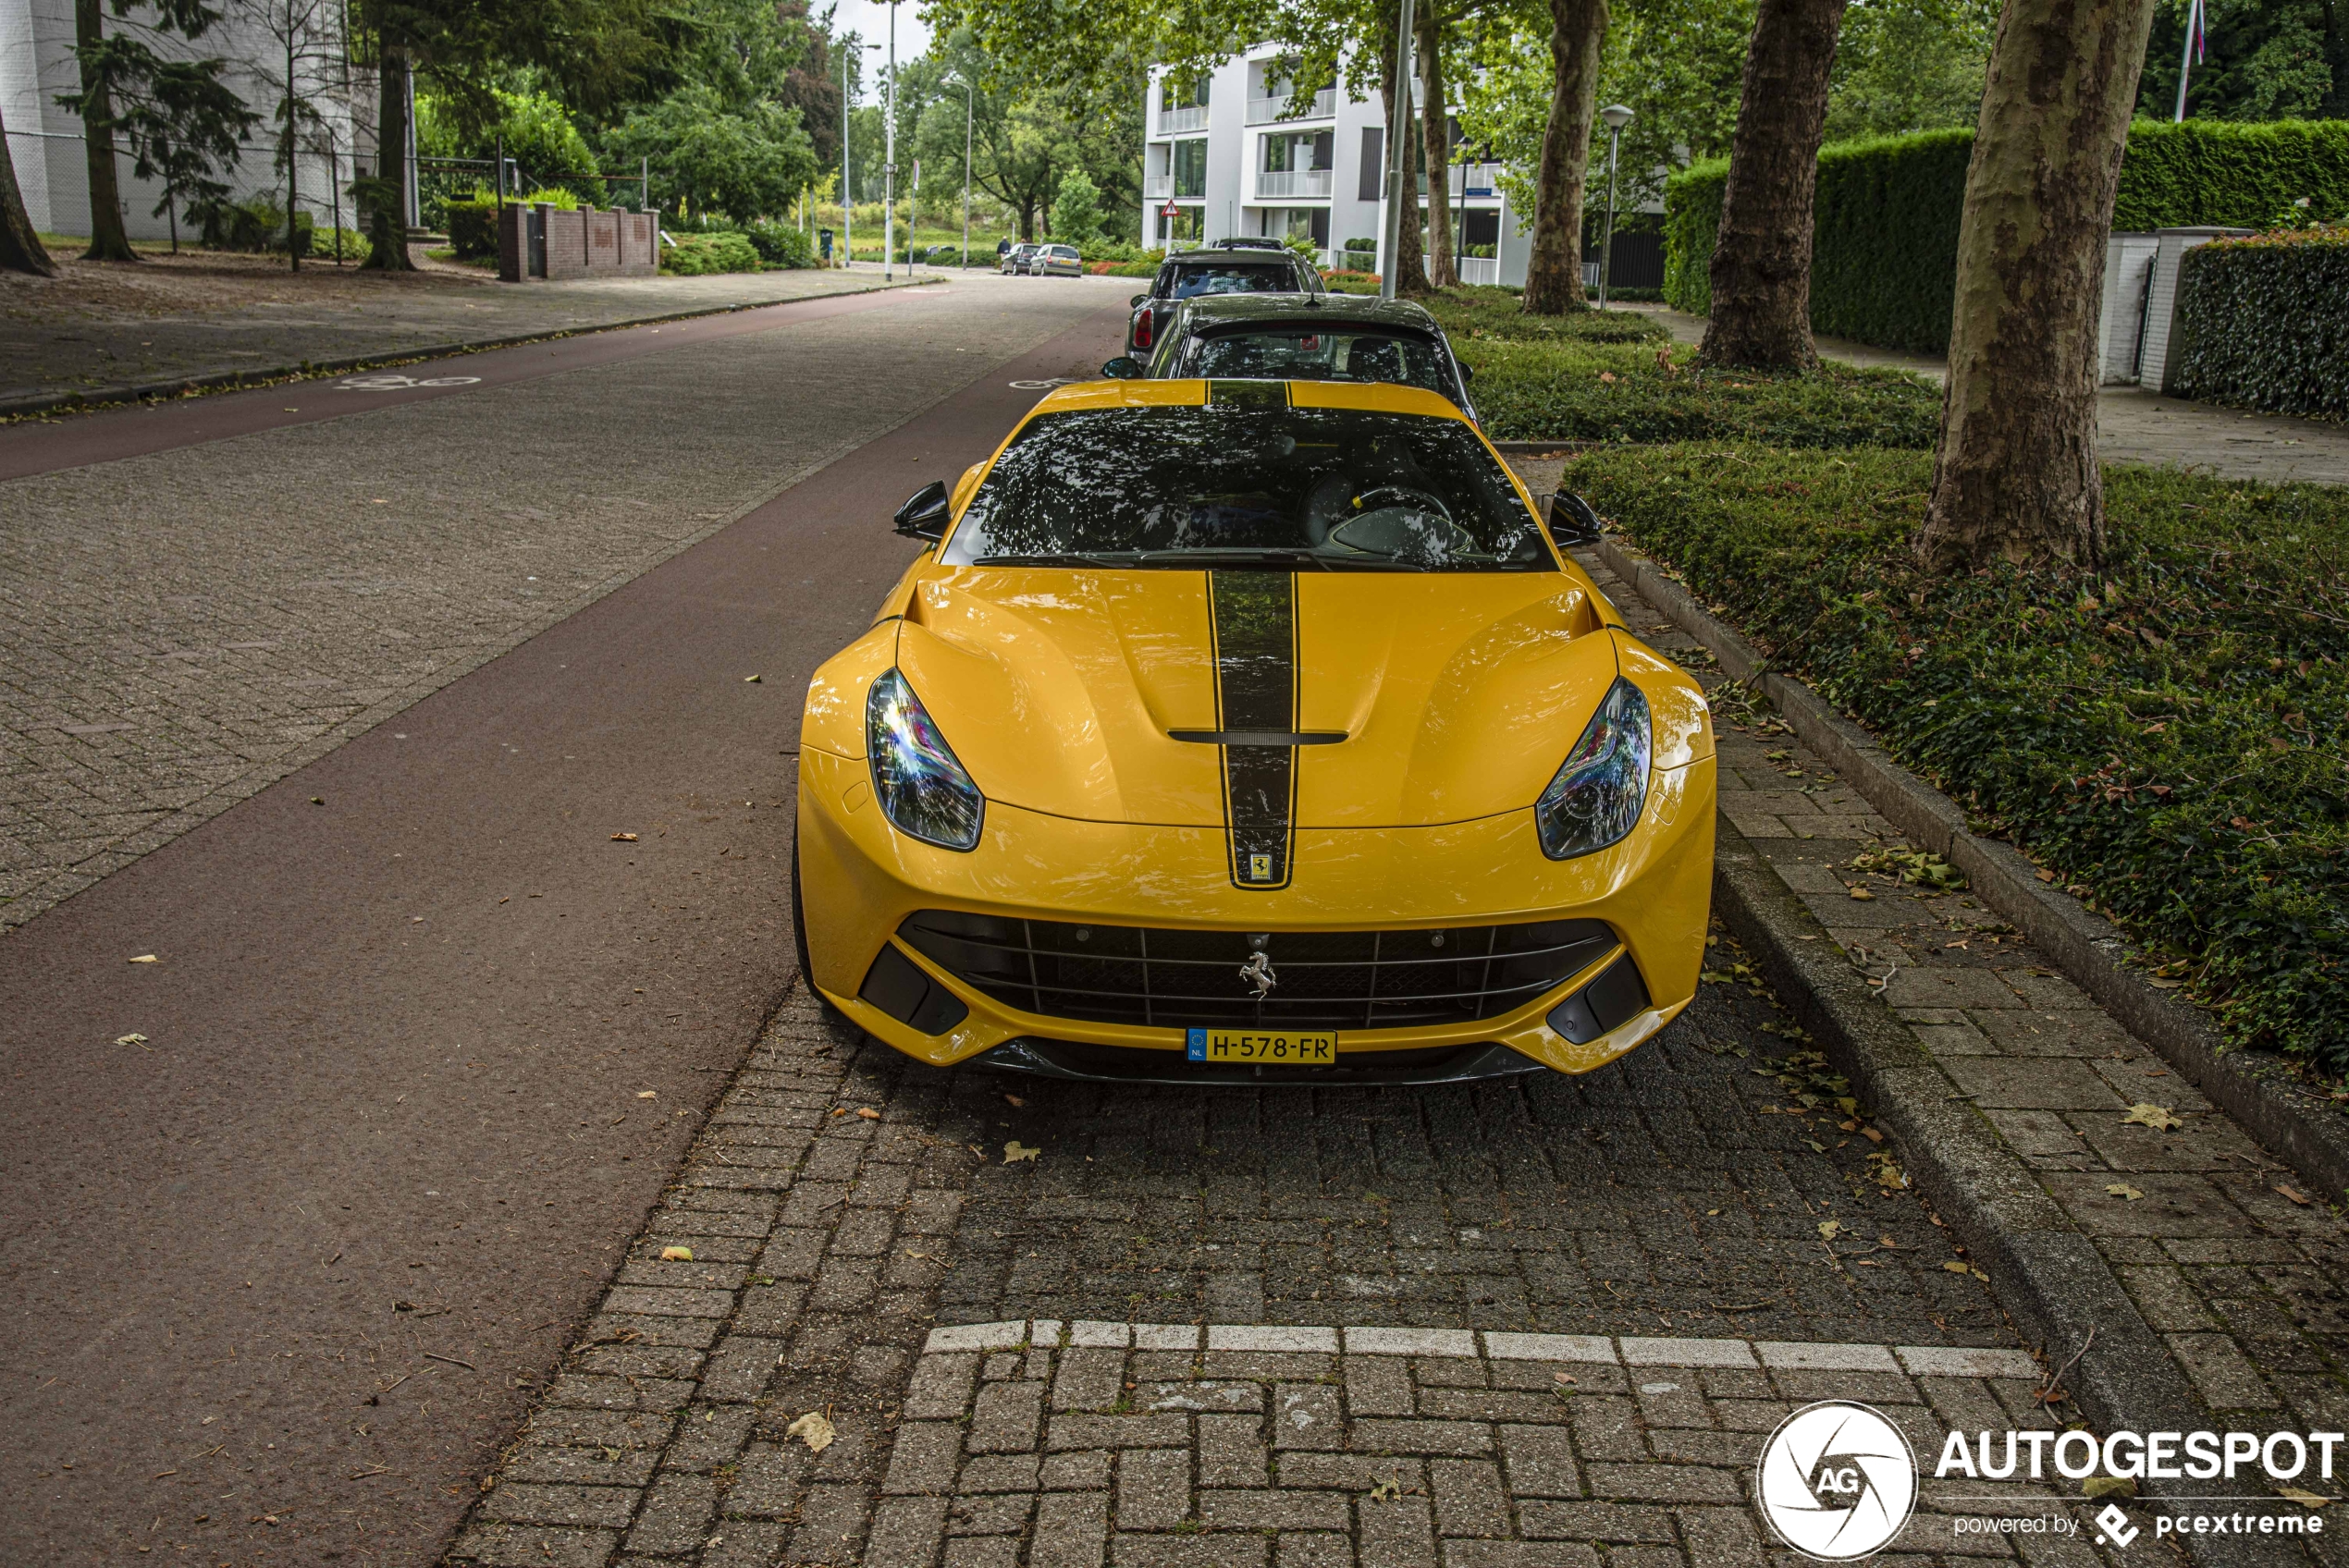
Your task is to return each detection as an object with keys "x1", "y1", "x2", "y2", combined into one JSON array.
[
  {"x1": 3, "y1": 0, "x2": 375, "y2": 240},
  {"x1": 1139, "y1": 45, "x2": 1534, "y2": 287}
]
